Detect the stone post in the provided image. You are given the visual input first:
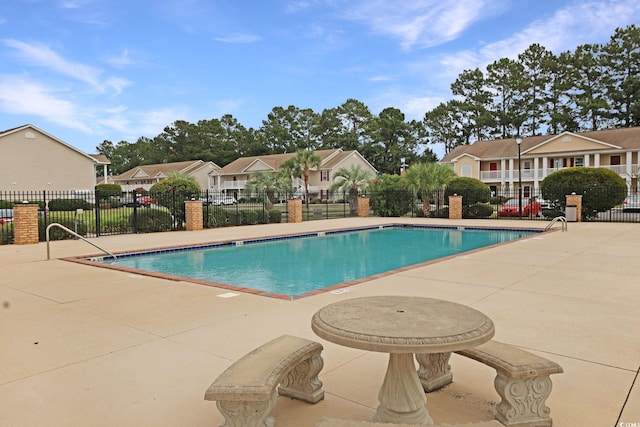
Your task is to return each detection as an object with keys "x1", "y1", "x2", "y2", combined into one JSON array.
[
  {"x1": 448, "y1": 195, "x2": 462, "y2": 220},
  {"x1": 288, "y1": 198, "x2": 303, "y2": 223},
  {"x1": 565, "y1": 193, "x2": 583, "y2": 222},
  {"x1": 357, "y1": 196, "x2": 370, "y2": 217},
  {"x1": 185, "y1": 200, "x2": 204, "y2": 231},
  {"x1": 13, "y1": 203, "x2": 39, "y2": 245}
]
